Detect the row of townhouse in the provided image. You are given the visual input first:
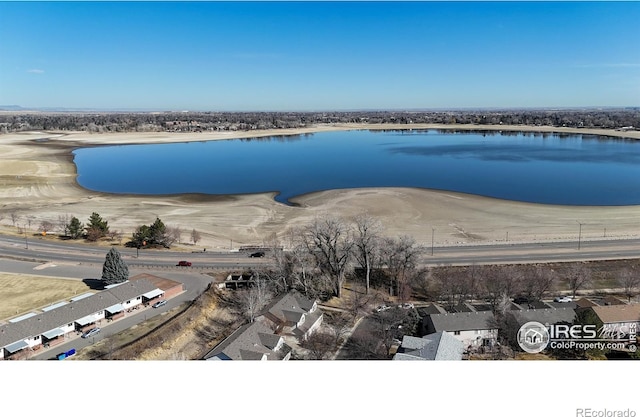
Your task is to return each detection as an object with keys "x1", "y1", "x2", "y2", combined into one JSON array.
[
  {"x1": 204, "y1": 291, "x2": 323, "y2": 360},
  {"x1": 0, "y1": 278, "x2": 166, "y2": 360},
  {"x1": 412, "y1": 297, "x2": 640, "y2": 357}
]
